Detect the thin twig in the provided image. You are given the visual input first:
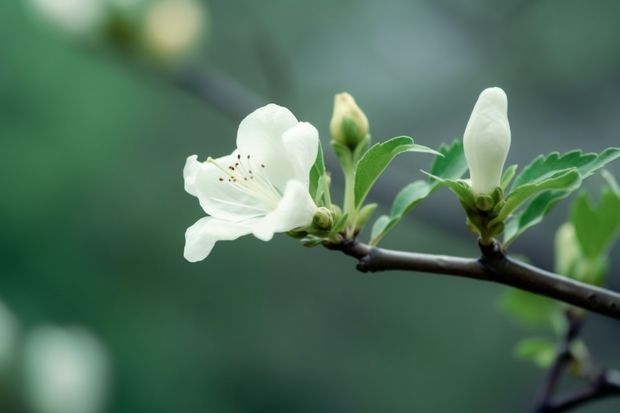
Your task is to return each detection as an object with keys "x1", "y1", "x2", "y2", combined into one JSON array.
[
  {"x1": 533, "y1": 310, "x2": 584, "y2": 412},
  {"x1": 331, "y1": 239, "x2": 620, "y2": 321}
]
